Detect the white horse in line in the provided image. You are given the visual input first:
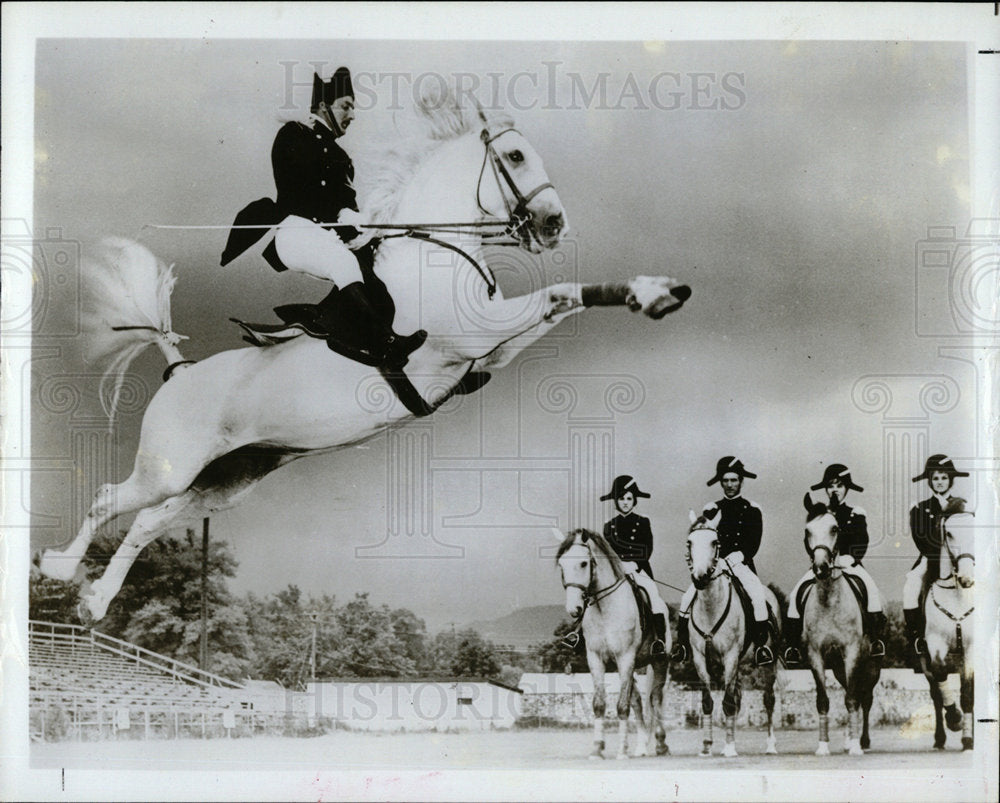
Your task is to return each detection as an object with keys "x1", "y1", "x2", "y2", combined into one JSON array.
[{"x1": 39, "y1": 86, "x2": 692, "y2": 623}]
